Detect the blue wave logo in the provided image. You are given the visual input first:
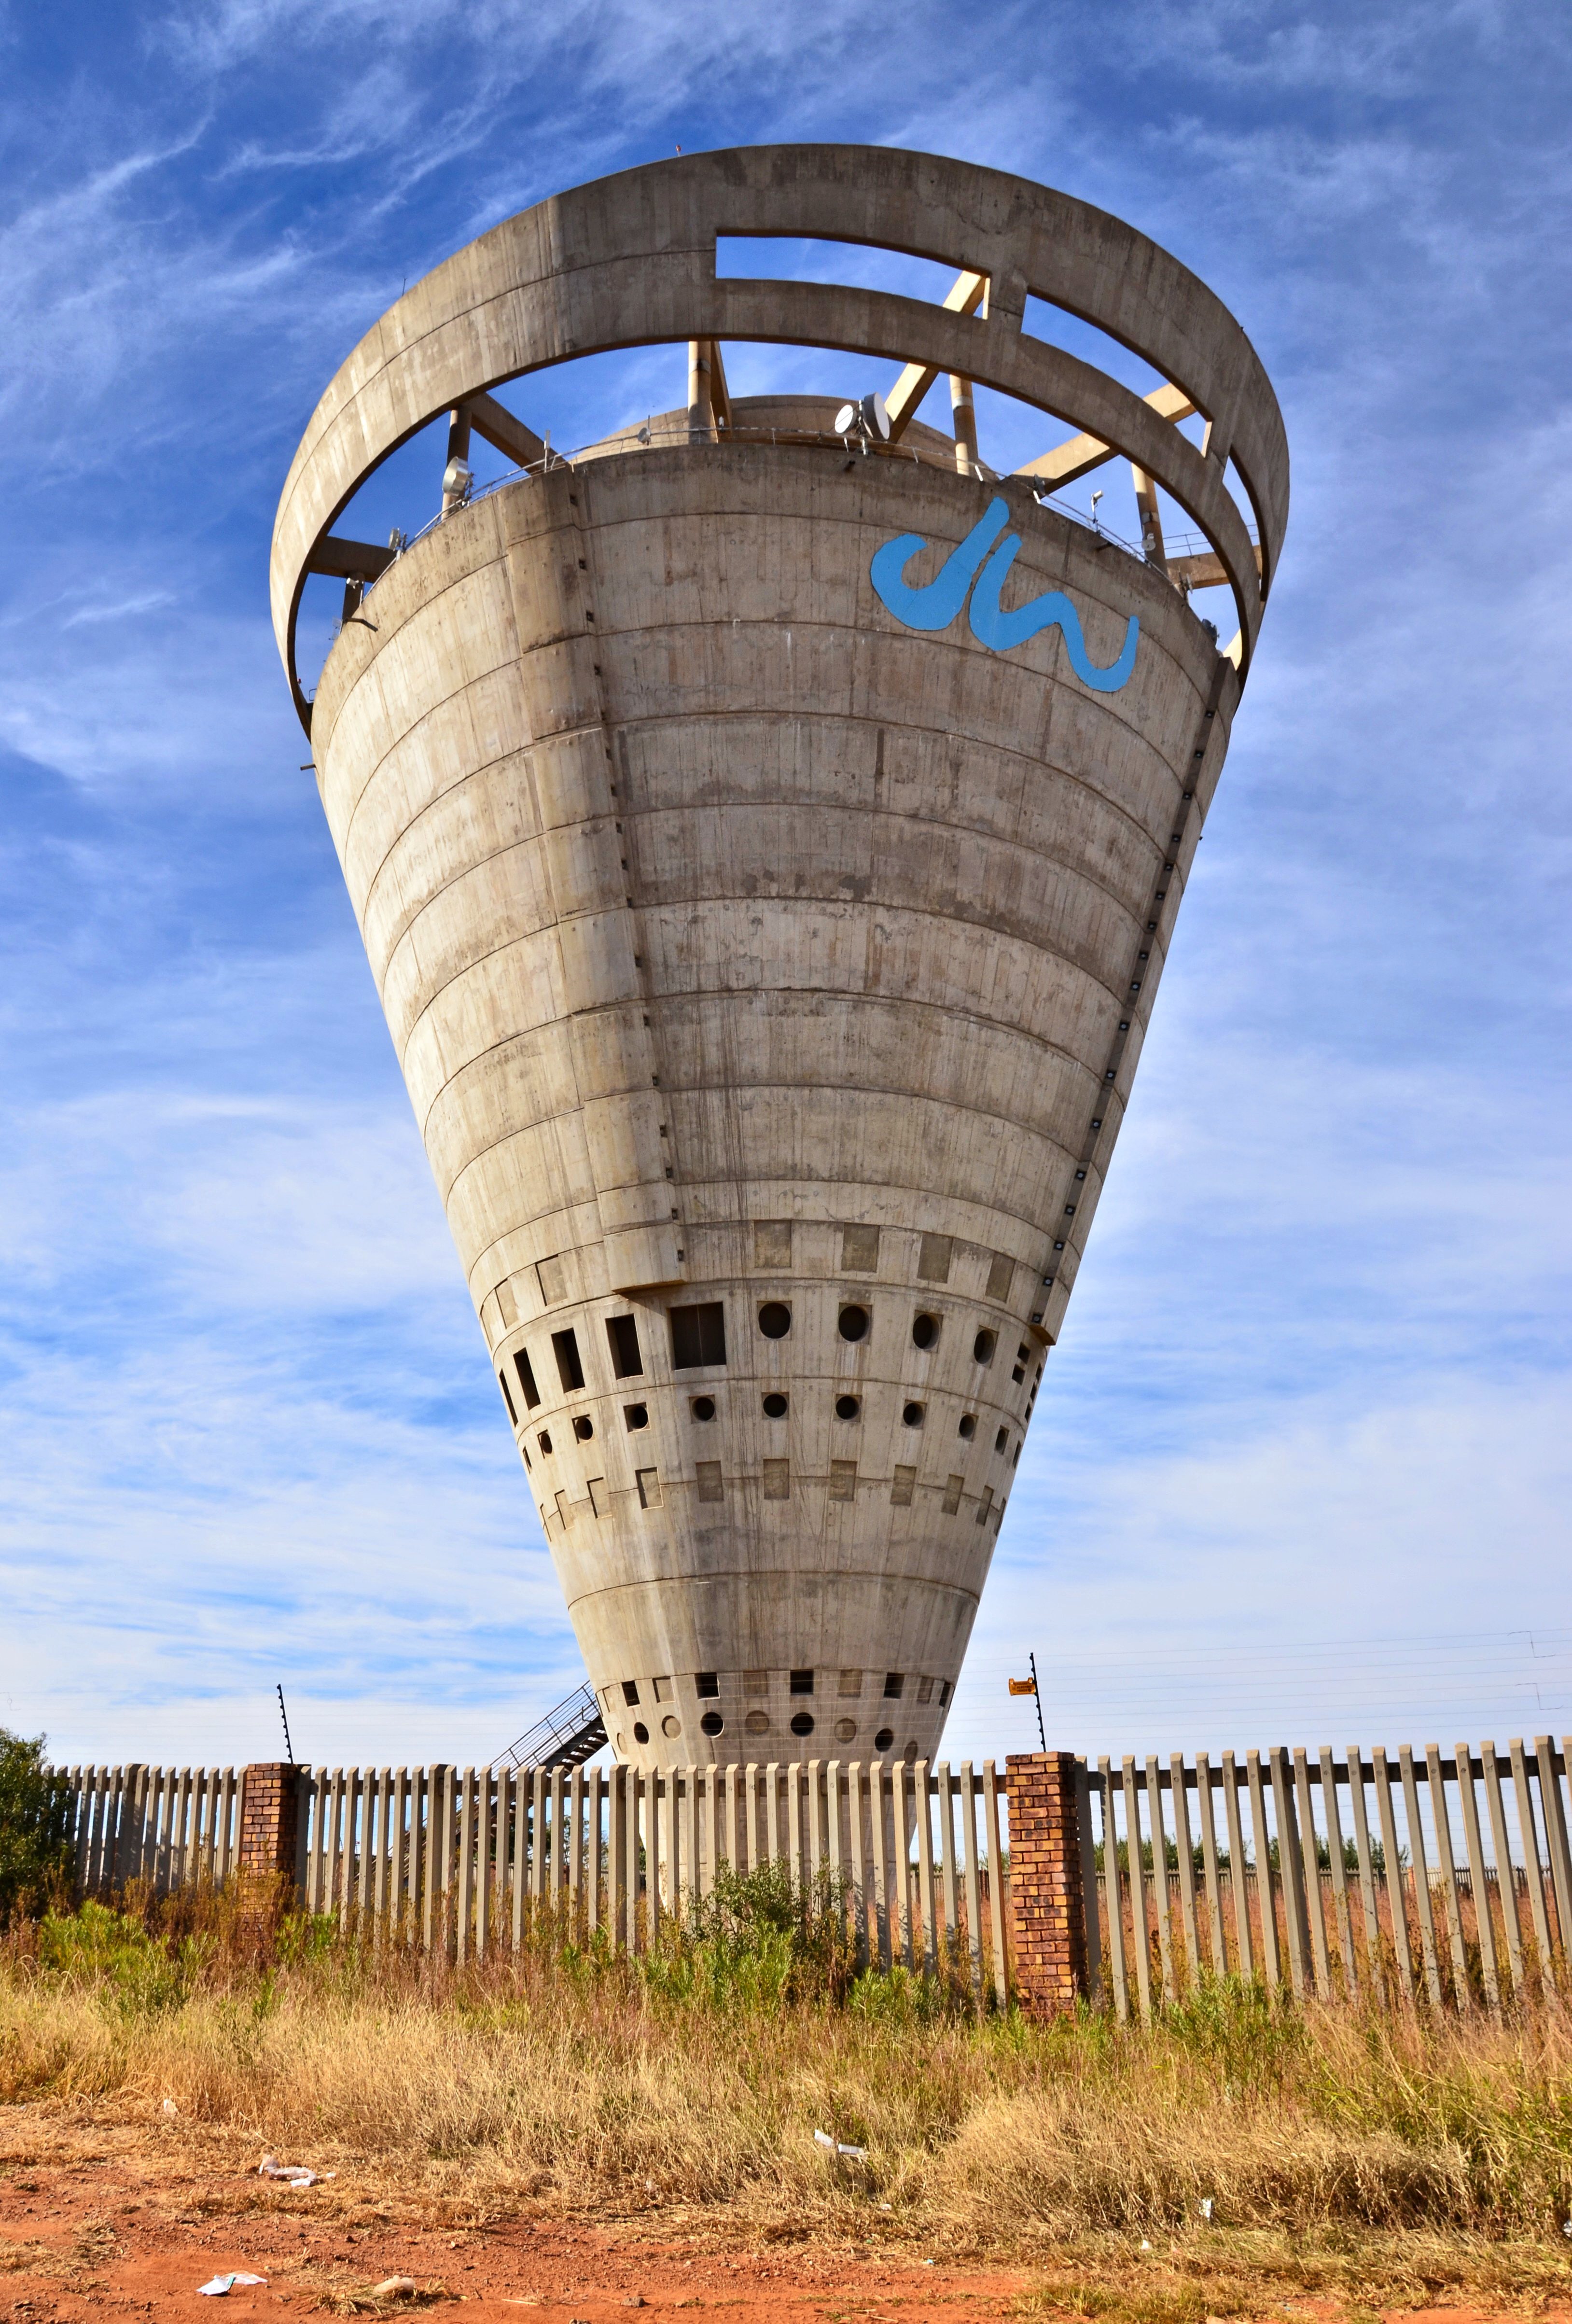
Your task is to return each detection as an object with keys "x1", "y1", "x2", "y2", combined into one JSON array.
[{"x1": 869, "y1": 495, "x2": 1138, "y2": 693}]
